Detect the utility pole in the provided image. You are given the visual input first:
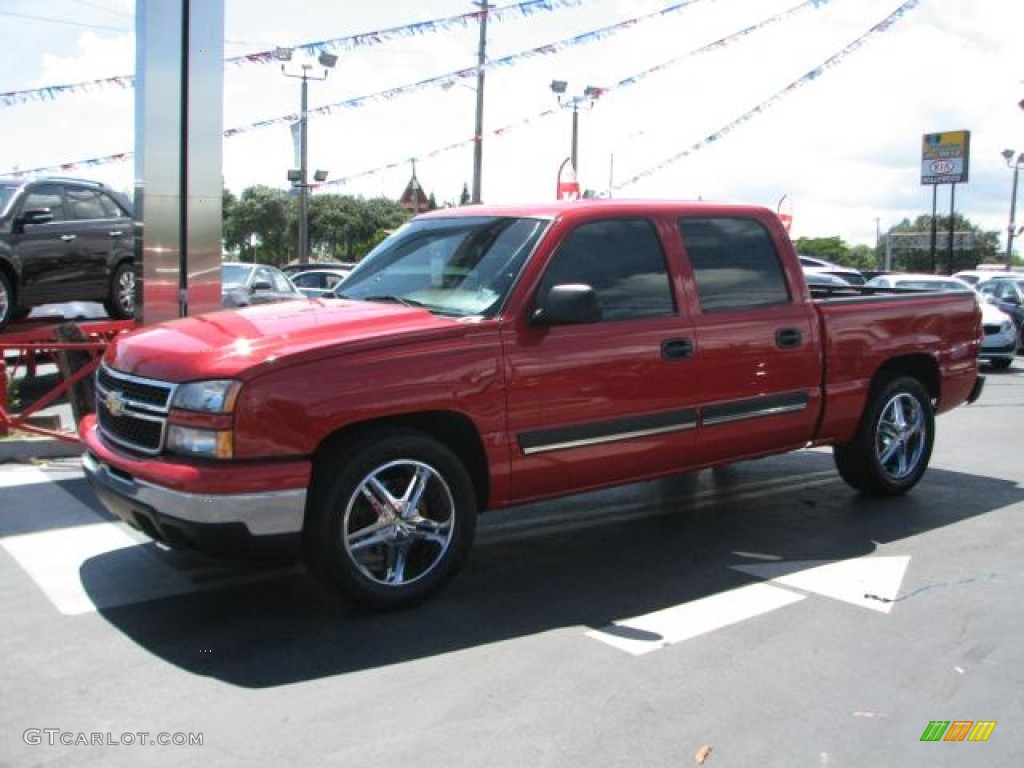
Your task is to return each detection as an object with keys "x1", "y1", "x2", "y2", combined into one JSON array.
[{"x1": 471, "y1": 2, "x2": 492, "y2": 204}]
